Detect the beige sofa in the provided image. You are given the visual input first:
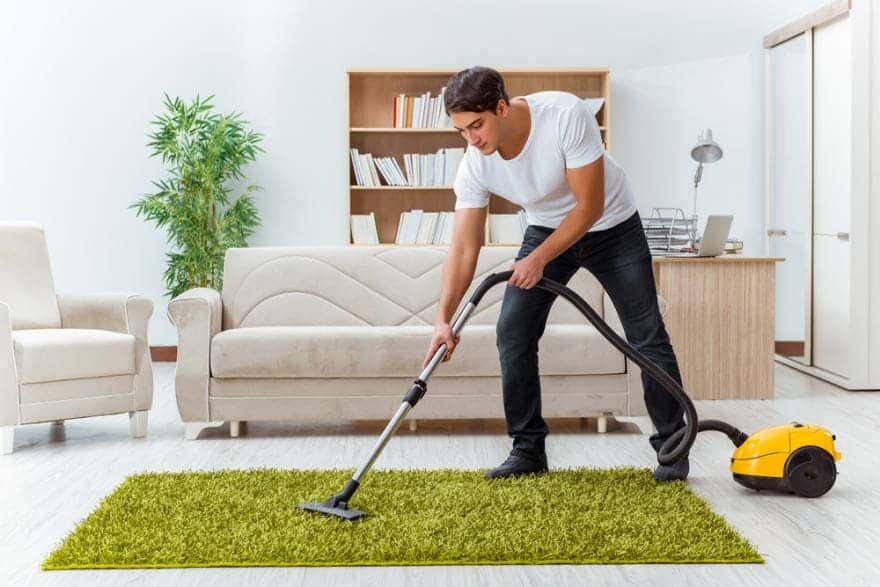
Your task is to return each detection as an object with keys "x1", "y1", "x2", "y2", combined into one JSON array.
[
  {"x1": 169, "y1": 245, "x2": 655, "y2": 440},
  {"x1": 0, "y1": 222, "x2": 154, "y2": 454}
]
